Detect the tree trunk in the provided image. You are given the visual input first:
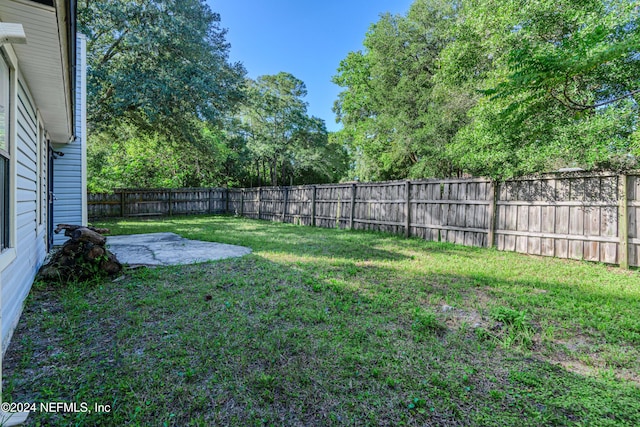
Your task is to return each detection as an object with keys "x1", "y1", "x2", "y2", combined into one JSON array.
[
  {"x1": 62, "y1": 241, "x2": 82, "y2": 255},
  {"x1": 272, "y1": 157, "x2": 278, "y2": 186},
  {"x1": 281, "y1": 157, "x2": 287, "y2": 187},
  {"x1": 255, "y1": 160, "x2": 260, "y2": 187},
  {"x1": 100, "y1": 253, "x2": 122, "y2": 275},
  {"x1": 85, "y1": 245, "x2": 105, "y2": 261}
]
